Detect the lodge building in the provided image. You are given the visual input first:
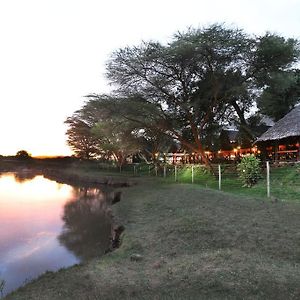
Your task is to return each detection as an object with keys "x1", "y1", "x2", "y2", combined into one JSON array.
[
  {"x1": 255, "y1": 105, "x2": 300, "y2": 161},
  {"x1": 154, "y1": 107, "x2": 300, "y2": 164}
]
